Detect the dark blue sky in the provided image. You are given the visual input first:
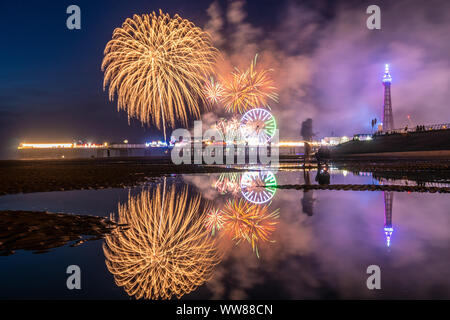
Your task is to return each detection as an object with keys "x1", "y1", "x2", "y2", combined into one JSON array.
[{"x1": 0, "y1": 0, "x2": 290, "y2": 158}]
